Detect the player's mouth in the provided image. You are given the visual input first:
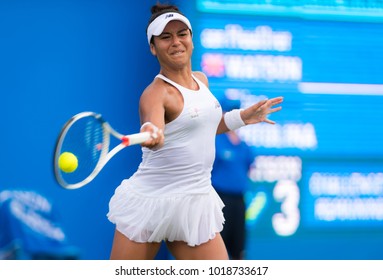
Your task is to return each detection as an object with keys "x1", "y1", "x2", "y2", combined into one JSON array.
[{"x1": 170, "y1": 50, "x2": 184, "y2": 56}]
